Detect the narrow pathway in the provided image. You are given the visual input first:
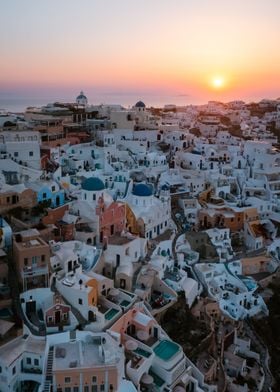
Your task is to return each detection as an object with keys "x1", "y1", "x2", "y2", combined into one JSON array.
[{"x1": 244, "y1": 320, "x2": 274, "y2": 392}]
